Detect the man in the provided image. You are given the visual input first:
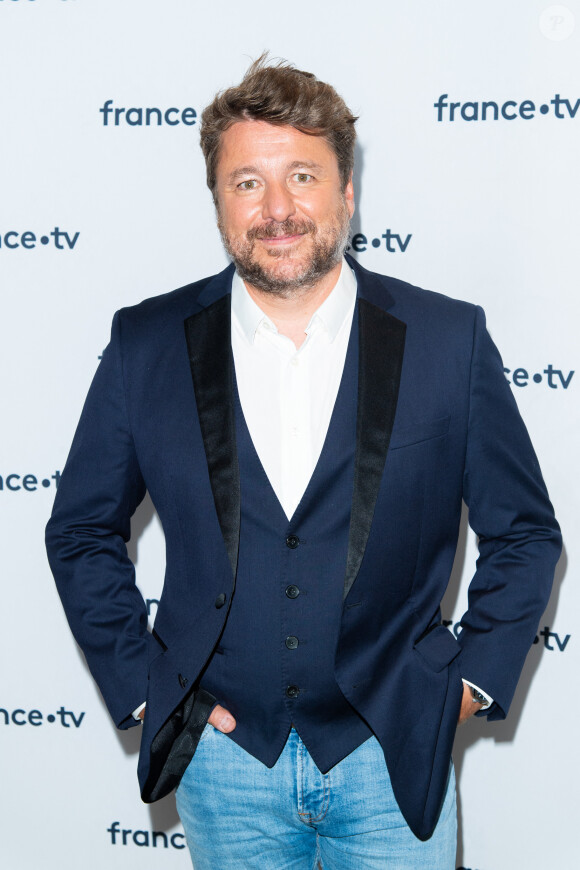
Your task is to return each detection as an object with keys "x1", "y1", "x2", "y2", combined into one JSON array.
[{"x1": 46, "y1": 57, "x2": 561, "y2": 869}]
